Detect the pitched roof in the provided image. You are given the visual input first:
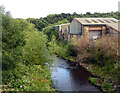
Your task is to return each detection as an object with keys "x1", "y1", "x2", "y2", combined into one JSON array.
[
  {"x1": 54, "y1": 23, "x2": 70, "y2": 27},
  {"x1": 74, "y1": 18, "x2": 119, "y2": 32}
]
